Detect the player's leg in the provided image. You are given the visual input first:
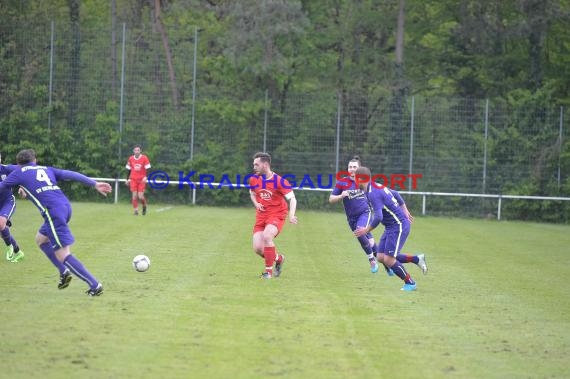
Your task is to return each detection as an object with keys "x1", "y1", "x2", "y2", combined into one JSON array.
[
  {"x1": 252, "y1": 231, "x2": 265, "y2": 258},
  {"x1": 131, "y1": 191, "x2": 139, "y2": 215},
  {"x1": 383, "y1": 225, "x2": 416, "y2": 291},
  {"x1": 396, "y1": 252, "x2": 428, "y2": 274},
  {"x1": 49, "y1": 207, "x2": 103, "y2": 295},
  {"x1": 1, "y1": 215, "x2": 14, "y2": 261},
  {"x1": 397, "y1": 253, "x2": 418, "y2": 264},
  {"x1": 36, "y1": 231, "x2": 71, "y2": 289},
  {"x1": 416, "y1": 253, "x2": 428, "y2": 274},
  {"x1": 384, "y1": 254, "x2": 416, "y2": 290},
  {"x1": 384, "y1": 254, "x2": 428, "y2": 276},
  {"x1": 138, "y1": 180, "x2": 147, "y2": 215},
  {"x1": 252, "y1": 216, "x2": 266, "y2": 259},
  {"x1": 0, "y1": 199, "x2": 23, "y2": 261},
  {"x1": 359, "y1": 232, "x2": 377, "y2": 273},
  {"x1": 352, "y1": 214, "x2": 378, "y2": 272},
  {"x1": 55, "y1": 244, "x2": 103, "y2": 296},
  {"x1": 261, "y1": 224, "x2": 278, "y2": 278},
  {"x1": 266, "y1": 217, "x2": 286, "y2": 278},
  {"x1": 139, "y1": 192, "x2": 147, "y2": 215},
  {"x1": 377, "y1": 232, "x2": 394, "y2": 276},
  {"x1": 130, "y1": 181, "x2": 139, "y2": 215},
  {"x1": 367, "y1": 234, "x2": 376, "y2": 256},
  {"x1": 274, "y1": 250, "x2": 285, "y2": 277},
  {"x1": 365, "y1": 233, "x2": 378, "y2": 273}
]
